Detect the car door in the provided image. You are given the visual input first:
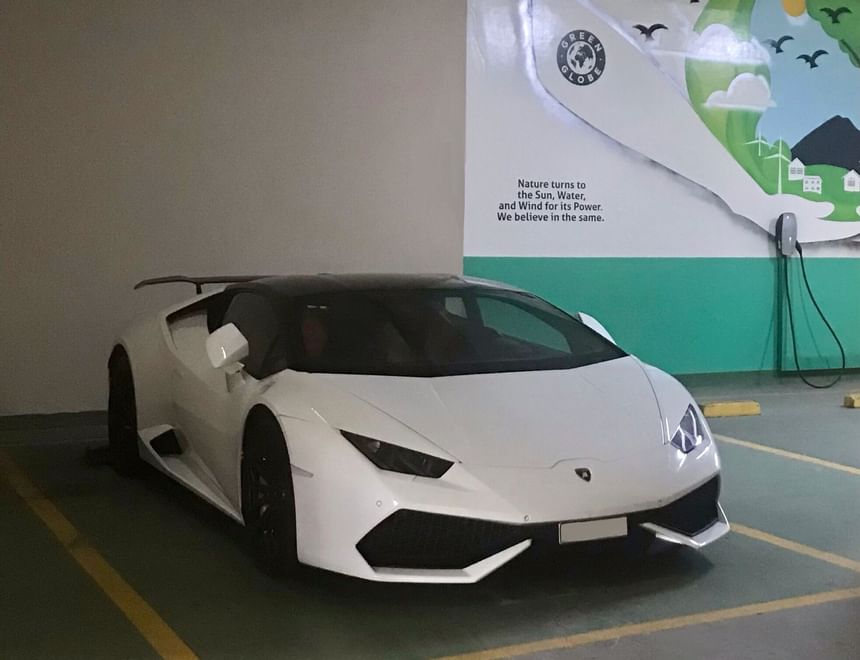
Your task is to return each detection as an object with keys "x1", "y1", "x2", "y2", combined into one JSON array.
[{"x1": 171, "y1": 290, "x2": 284, "y2": 511}]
